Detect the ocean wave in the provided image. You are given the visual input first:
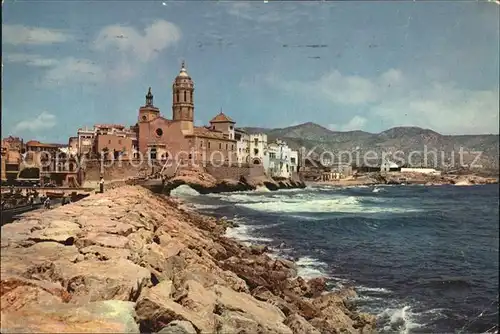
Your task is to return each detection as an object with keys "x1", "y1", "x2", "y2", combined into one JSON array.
[
  {"x1": 189, "y1": 203, "x2": 223, "y2": 210},
  {"x1": 235, "y1": 196, "x2": 422, "y2": 214},
  {"x1": 295, "y1": 256, "x2": 329, "y2": 279},
  {"x1": 356, "y1": 286, "x2": 392, "y2": 294},
  {"x1": 224, "y1": 218, "x2": 274, "y2": 244},
  {"x1": 170, "y1": 185, "x2": 200, "y2": 197},
  {"x1": 377, "y1": 305, "x2": 423, "y2": 334}
]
